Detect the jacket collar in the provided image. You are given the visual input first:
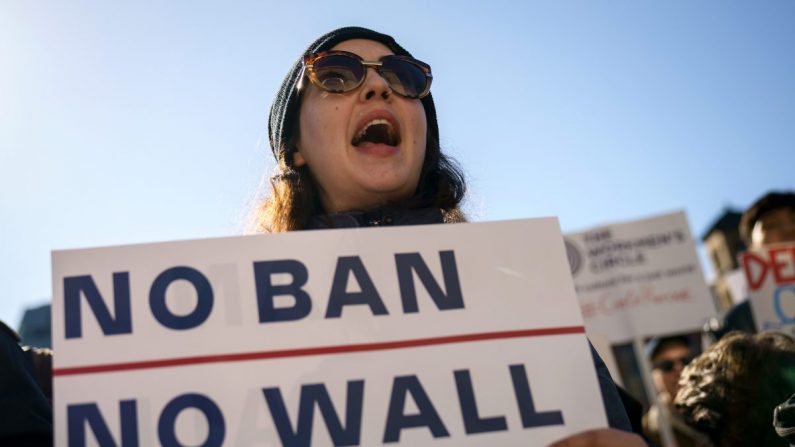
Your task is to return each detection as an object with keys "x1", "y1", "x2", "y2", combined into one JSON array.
[{"x1": 308, "y1": 206, "x2": 444, "y2": 229}]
